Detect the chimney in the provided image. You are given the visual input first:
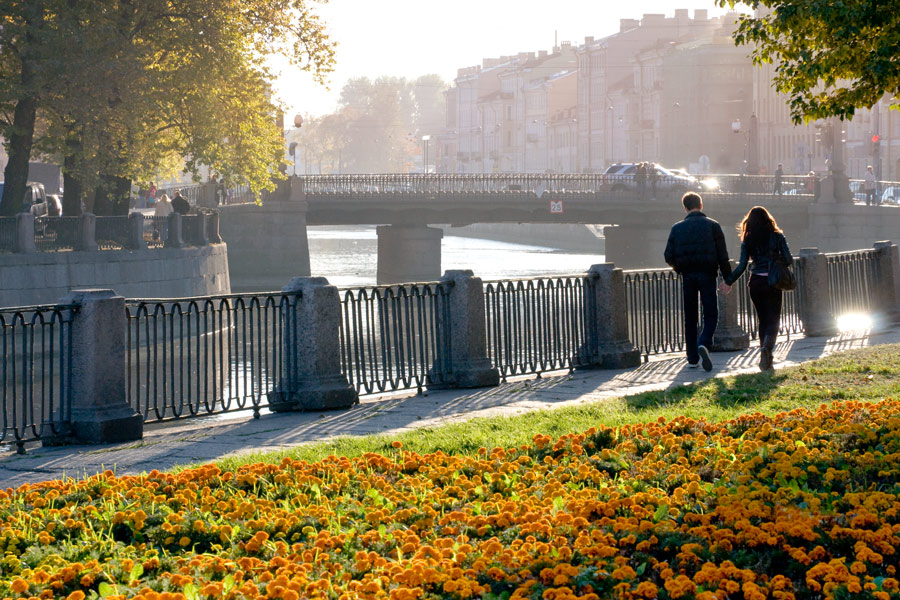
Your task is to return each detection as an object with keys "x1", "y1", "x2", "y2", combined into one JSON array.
[
  {"x1": 539, "y1": 50, "x2": 548, "y2": 58},
  {"x1": 674, "y1": 8, "x2": 689, "y2": 20},
  {"x1": 642, "y1": 13, "x2": 665, "y2": 25},
  {"x1": 620, "y1": 18, "x2": 639, "y2": 32},
  {"x1": 694, "y1": 9, "x2": 708, "y2": 20}
]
